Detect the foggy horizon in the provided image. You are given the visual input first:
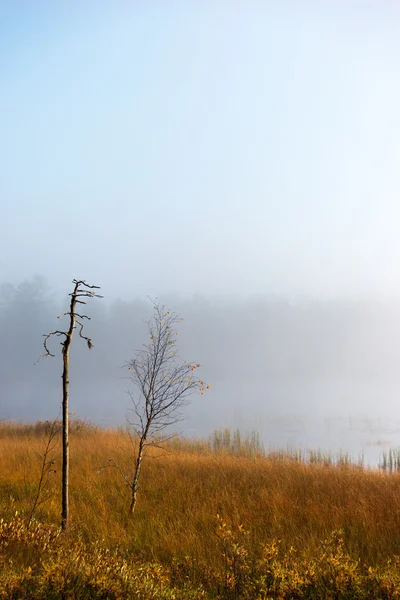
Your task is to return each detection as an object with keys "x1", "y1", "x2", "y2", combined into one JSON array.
[{"x1": 2, "y1": 274, "x2": 400, "y2": 466}]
